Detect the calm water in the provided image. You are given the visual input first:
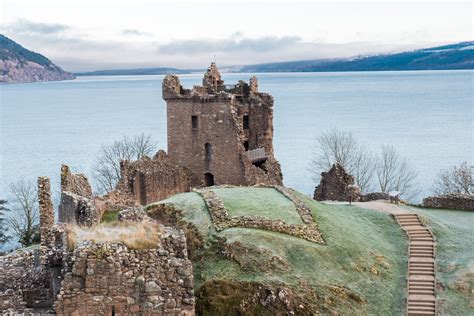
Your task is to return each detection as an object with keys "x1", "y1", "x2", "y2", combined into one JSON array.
[{"x1": 1, "y1": 71, "x2": 472, "y2": 203}]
